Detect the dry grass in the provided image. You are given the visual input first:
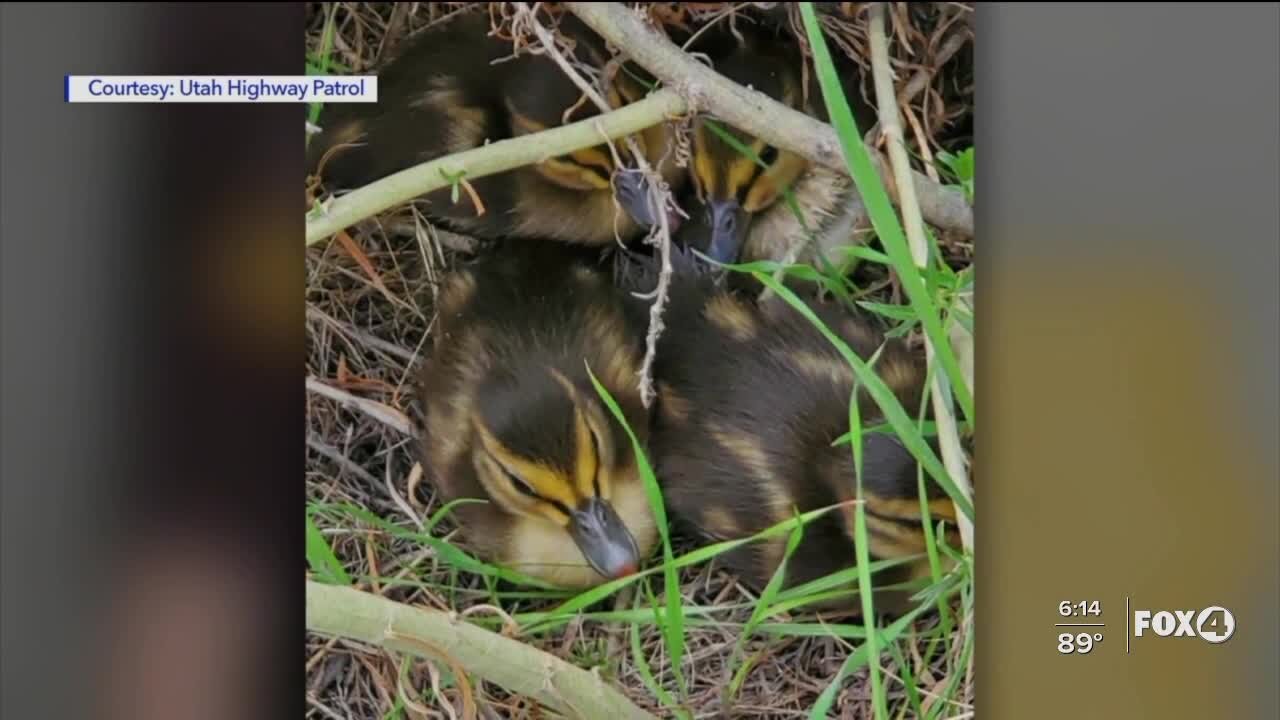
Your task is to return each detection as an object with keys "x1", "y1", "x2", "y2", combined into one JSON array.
[{"x1": 305, "y1": 3, "x2": 974, "y2": 718}]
